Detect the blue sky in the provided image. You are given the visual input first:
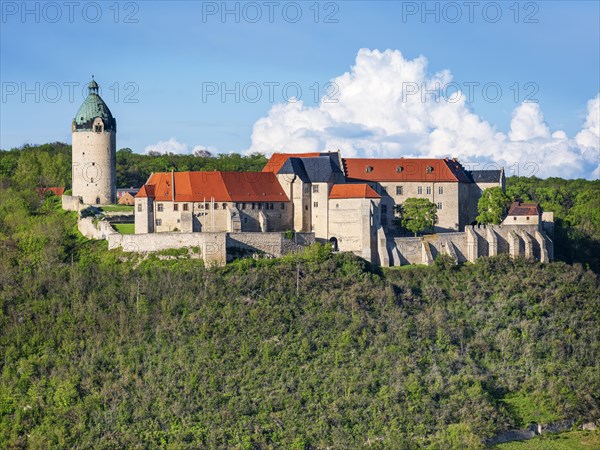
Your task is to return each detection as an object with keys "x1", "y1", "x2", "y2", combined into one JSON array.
[{"x1": 1, "y1": 1, "x2": 599, "y2": 177}]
